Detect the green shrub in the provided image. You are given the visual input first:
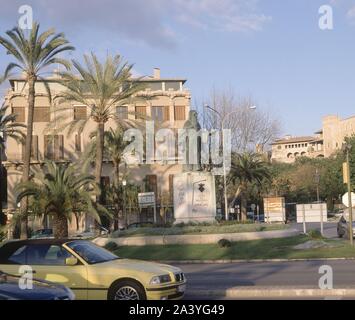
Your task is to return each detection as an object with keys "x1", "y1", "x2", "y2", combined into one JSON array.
[
  {"x1": 307, "y1": 229, "x2": 323, "y2": 240},
  {"x1": 218, "y1": 239, "x2": 231, "y2": 248},
  {"x1": 104, "y1": 241, "x2": 119, "y2": 251}
]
